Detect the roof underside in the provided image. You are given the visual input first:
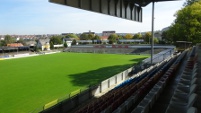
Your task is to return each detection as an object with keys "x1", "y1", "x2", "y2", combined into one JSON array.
[
  {"x1": 49, "y1": 0, "x2": 177, "y2": 22},
  {"x1": 49, "y1": 0, "x2": 177, "y2": 7},
  {"x1": 135, "y1": 0, "x2": 177, "y2": 7}
]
